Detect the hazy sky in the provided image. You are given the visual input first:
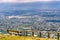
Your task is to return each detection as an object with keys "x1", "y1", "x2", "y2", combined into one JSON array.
[{"x1": 0, "y1": 0, "x2": 60, "y2": 3}]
